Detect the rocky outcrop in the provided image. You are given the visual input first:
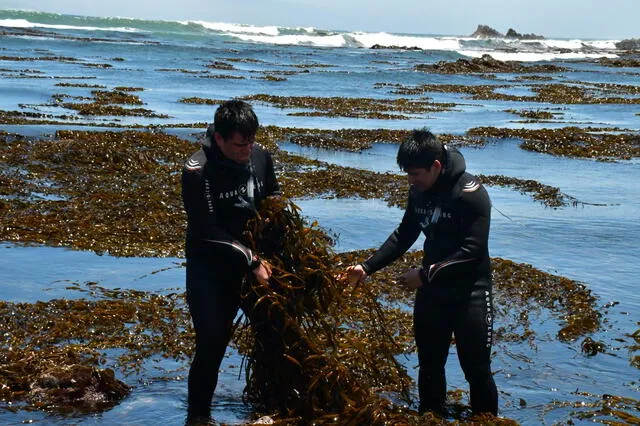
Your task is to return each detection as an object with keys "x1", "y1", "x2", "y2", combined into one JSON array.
[
  {"x1": 415, "y1": 54, "x2": 567, "y2": 74},
  {"x1": 370, "y1": 44, "x2": 422, "y2": 50},
  {"x1": 597, "y1": 57, "x2": 640, "y2": 67},
  {"x1": 505, "y1": 28, "x2": 544, "y2": 40},
  {"x1": 470, "y1": 25, "x2": 503, "y2": 38},
  {"x1": 470, "y1": 25, "x2": 545, "y2": 40},
  {"x1": 30, "y1": 365, "x2": 130, "y2": 412},
  {"x1": 615, "y1": 38, "x2": 640, "y2": 50}
]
